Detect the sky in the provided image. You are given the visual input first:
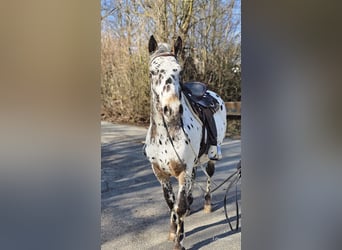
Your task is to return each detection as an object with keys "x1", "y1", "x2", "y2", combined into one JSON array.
[{"x1": 101, "y1": 0, "x2": 241, "y2": 39}]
